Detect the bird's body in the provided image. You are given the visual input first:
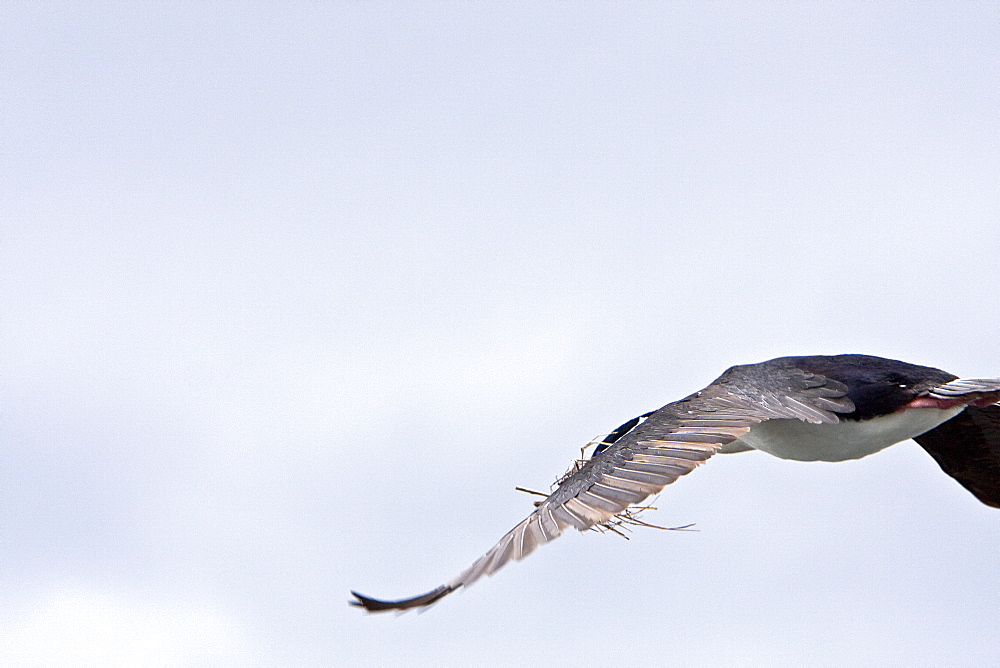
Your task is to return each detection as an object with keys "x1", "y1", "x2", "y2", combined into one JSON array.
[
  {"x1": 352, "y1": 354, "x2": 1000, "y2": 612},
  {"x1": 731, "y1": 405, "x2": 964, "y2": 460}
]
